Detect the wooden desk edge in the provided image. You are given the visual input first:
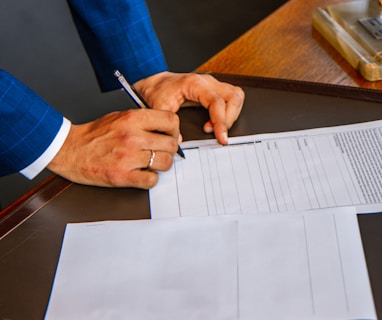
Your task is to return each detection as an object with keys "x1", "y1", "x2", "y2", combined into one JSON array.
[
  {"x1": 0, "y1": 175, "x2": 72, "y2": 238},
  {"x1": 212, "y1": 73, "x2": 382, "y2": 103}
]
